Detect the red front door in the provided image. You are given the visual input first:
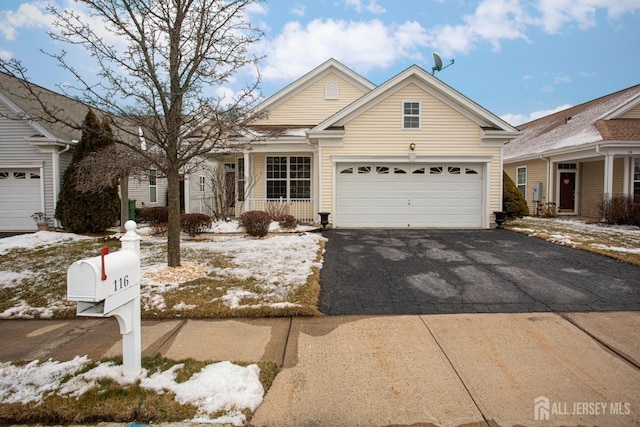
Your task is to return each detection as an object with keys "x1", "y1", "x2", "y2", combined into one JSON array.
[{"x1": 559, "y1": 172, "x2": 576, "y2": 212}]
